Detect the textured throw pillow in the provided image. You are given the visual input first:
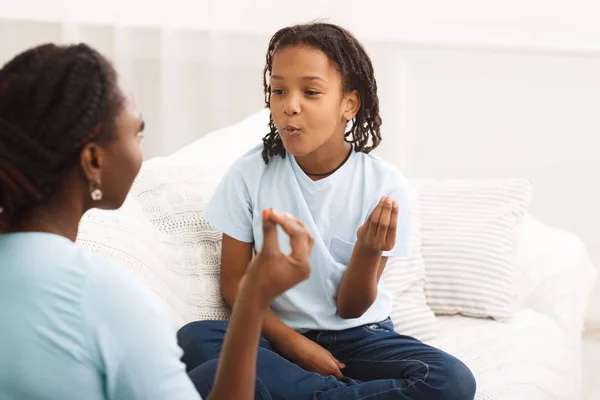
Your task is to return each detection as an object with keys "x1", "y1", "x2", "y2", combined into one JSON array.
[
  {"x1": 170, "y1": 108, "x2": 269, "y2": 169},
  {"x1": 381, "y1": 190, "x2": 439, "y2": 342},
  {"x1": 416, "y1": 179, "x2": 533, "y2": 321},
  {"x1": 77, "y1": 160, "x2": 231, "y2": 329}
]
